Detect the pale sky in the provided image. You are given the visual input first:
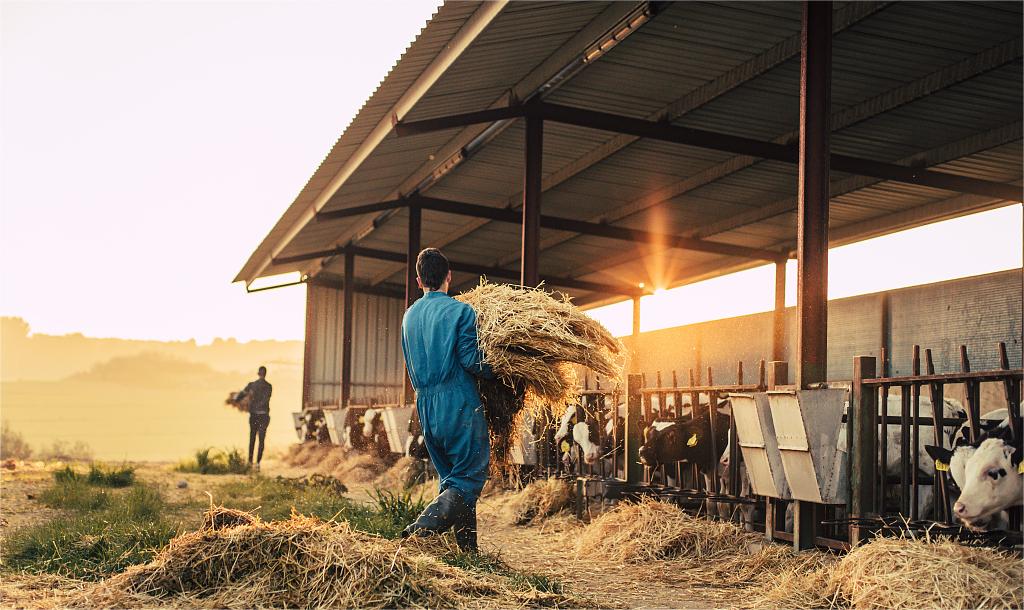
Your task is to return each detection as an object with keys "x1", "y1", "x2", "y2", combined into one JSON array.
[
  {"x1": 1, "y1": 2, "x2": 1020, "y2": 344},
  {"x1": 1, "y1": 0, "x2": 439, "y2": 343}
]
